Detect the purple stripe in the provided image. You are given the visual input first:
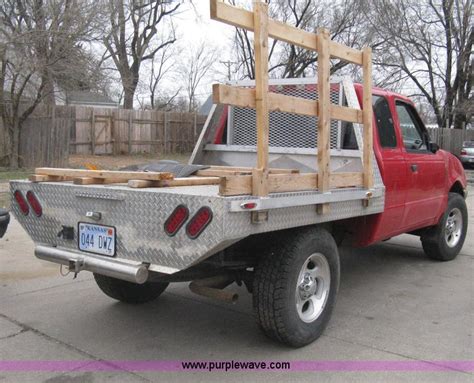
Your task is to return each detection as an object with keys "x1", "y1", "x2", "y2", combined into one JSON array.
[{"x1": 0, "y1": 360, "x2": 472, "y2": 372}]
